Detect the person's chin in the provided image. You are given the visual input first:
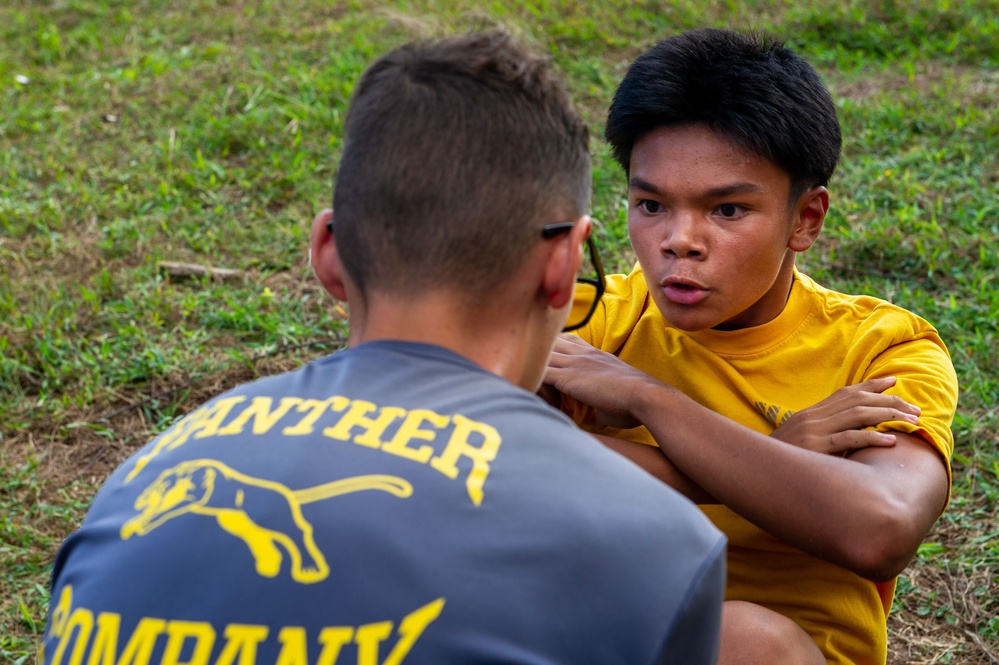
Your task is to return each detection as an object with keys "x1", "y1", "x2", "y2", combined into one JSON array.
[{"x1": 654, "y1": 298, "x2": 718, "y2": 333}]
